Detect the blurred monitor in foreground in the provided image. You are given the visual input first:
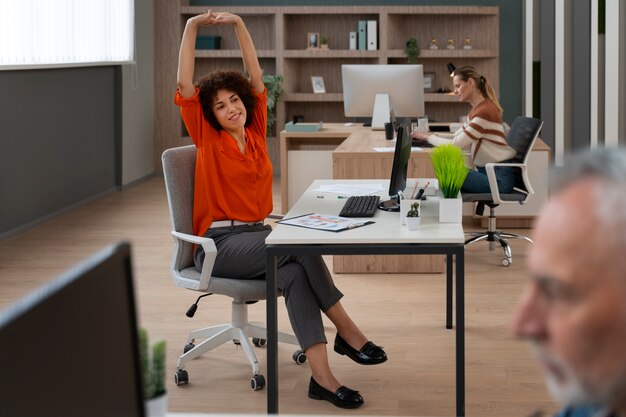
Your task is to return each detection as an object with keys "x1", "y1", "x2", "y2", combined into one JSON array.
[{"x1": 0, "y1": 242, "x2": 145, "y2": 417}]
